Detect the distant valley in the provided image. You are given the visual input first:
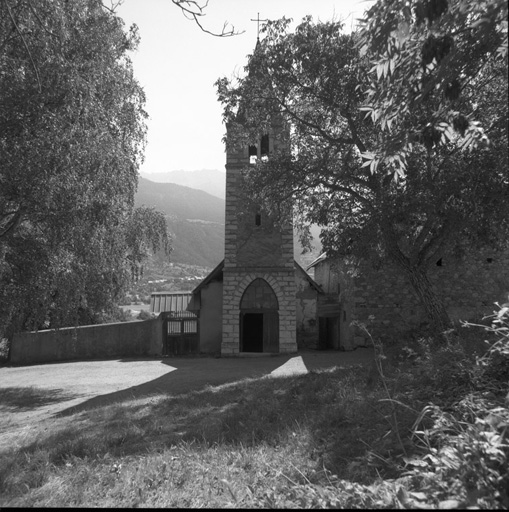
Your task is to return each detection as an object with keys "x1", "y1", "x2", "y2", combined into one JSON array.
[{"x1": 140, "y1": 169, "x2": 226, "y2": 199}]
